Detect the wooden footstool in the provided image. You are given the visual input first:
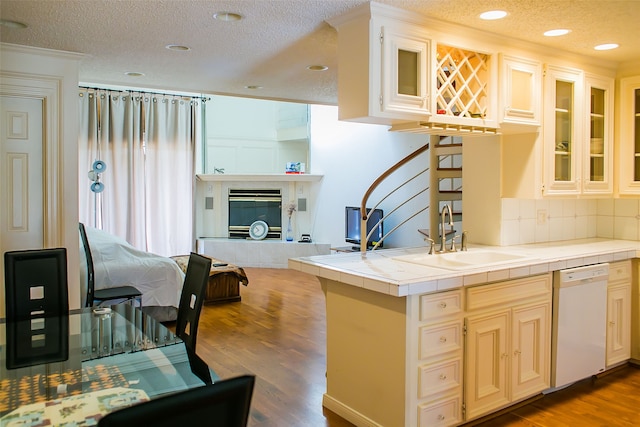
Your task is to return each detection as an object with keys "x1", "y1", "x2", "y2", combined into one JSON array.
[{"x1": 170, "y1": 255, "x2": 249, "y2": 304}]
